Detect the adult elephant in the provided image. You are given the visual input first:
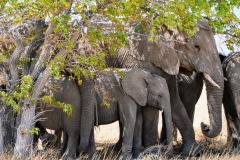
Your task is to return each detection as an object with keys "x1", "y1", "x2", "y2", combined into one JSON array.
[
  {"x1": 161, "y1": 53, "x2": 226, "y2": 144},
  {"x1": 80, "y1": 20, "x2": 224, "y2": 156},
  {"x1": 221, "y1": 52, "x2": 240, "y2": 147}
]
